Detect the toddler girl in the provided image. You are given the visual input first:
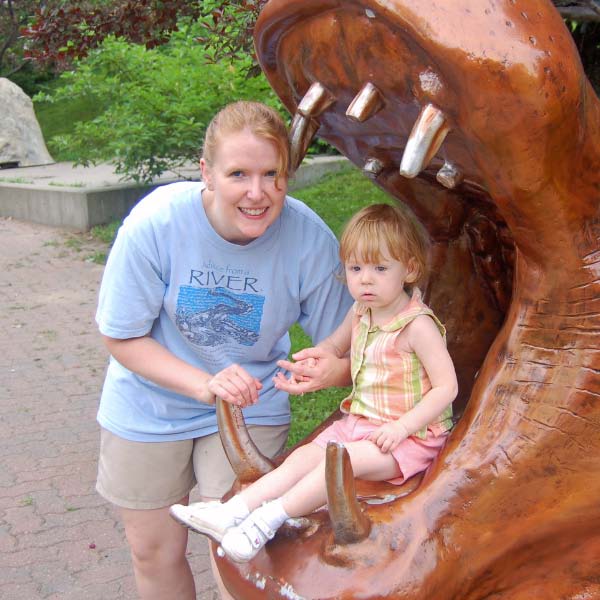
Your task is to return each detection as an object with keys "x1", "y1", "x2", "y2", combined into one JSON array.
[{"x1": 170, "y1": 203, "x2": 457, "y2": 562}]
